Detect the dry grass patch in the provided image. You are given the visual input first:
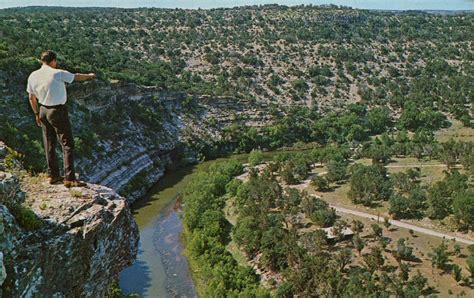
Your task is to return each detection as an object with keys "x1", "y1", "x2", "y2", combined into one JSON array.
[
  {"x1": 436, "y1": 119, "x2": 474, "y2": 142},
  {"x1": 339, "y1": 213, "x2": 473, "y2": 297}
]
